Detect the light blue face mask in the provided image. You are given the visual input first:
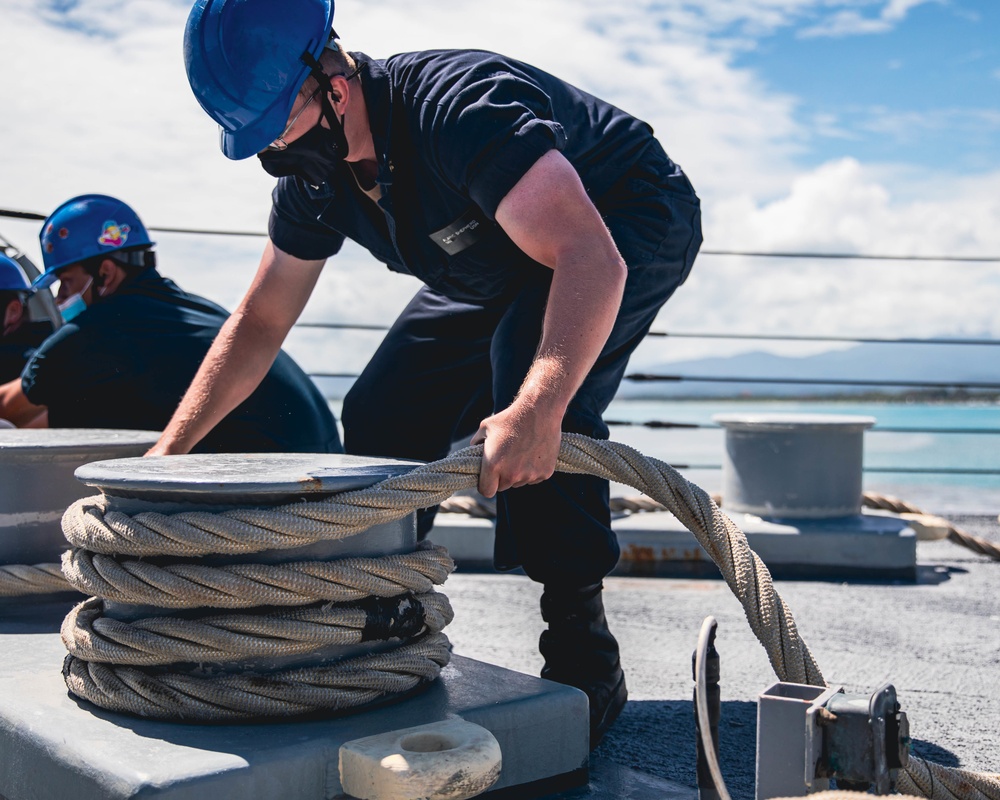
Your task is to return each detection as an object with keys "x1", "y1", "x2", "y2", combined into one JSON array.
[{"x1": 57, "y1": 277, "x2": 93, "y2": 323}]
